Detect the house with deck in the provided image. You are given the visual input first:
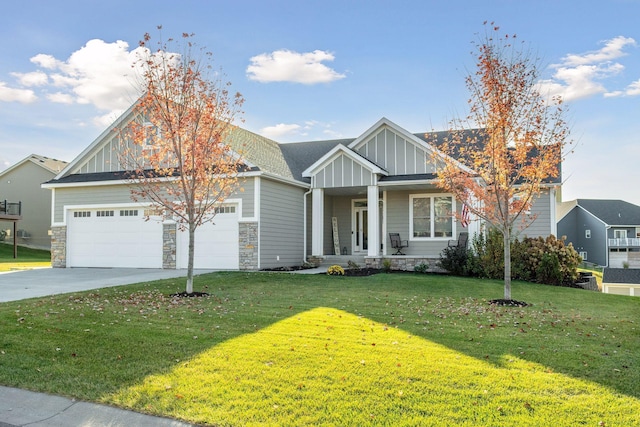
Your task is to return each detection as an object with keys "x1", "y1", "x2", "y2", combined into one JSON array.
[
  {"x1": 43, "y1": 106, "x2": 560, "y2": 271},
  {"x1": 557, "y1": 199, "x2": 640, "y2": 268},
  {"x1": 1, "y1": 154, "x2": 68, "y2": 250}
]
